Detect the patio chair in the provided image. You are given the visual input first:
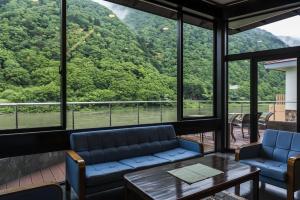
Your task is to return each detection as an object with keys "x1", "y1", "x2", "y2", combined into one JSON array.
[
  {"x1": 258, "y1": 112, "x2": 274, "y2": 130},
  {"x1": 231, "y1": 112, "x2": 262, "y2": 139},
  {"x1": 229, "y1": 113, "x2": 241, "y2": 142}
]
